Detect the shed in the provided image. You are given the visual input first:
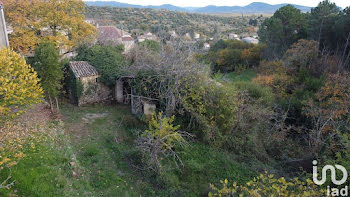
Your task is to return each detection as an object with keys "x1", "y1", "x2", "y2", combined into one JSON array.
[{"x1": 69, "y1": 61, "x2": 111, "y2": 106}]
